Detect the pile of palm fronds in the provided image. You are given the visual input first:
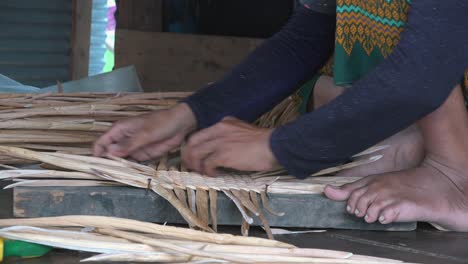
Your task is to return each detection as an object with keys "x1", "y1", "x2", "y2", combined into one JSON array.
[
  {"x1": 0, "y1": 92, "x2": 191, "y2": 164},
  {"x1": 0, "y1": 215, "x2": 411, "y2": 263},
  {"x1": 0, "y1": 92, "x2": 303, "y2": 164}
]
